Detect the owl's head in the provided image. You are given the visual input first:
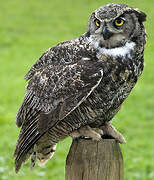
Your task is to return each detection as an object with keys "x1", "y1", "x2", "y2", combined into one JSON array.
[{"x1": 86, "y1": 3, "x2": 146, "y2": 52}]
